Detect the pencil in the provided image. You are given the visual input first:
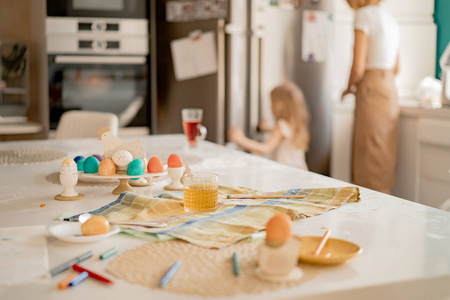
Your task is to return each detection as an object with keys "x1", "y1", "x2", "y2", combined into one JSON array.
[
  {"x1": 159, "y1": 260, "x2": 182, "y2": 288},
  {"x1": 227, "y1": 195, "x2": 305, "y2": 199},
  {"x1": 232, "y1": 252, "x2": 240, "y2": 276},
  {"x1": 50, "y1": 251, "x2": 93, "y2": 277},
  {"x1": 72, "y1": 264, "x2": 114, "y2": 284}
]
